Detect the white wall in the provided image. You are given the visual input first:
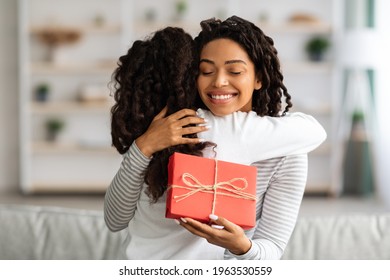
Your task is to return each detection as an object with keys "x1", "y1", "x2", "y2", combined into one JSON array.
[
  {"x1": 0, "y1": 0, "x2": 19, "y2": 192},
  {"x1": 2, "y1": 0, "x2": 387, "y2": 196},
  {"x1": 373, "y1": 0, "x2": 390, "y2": 207}
]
